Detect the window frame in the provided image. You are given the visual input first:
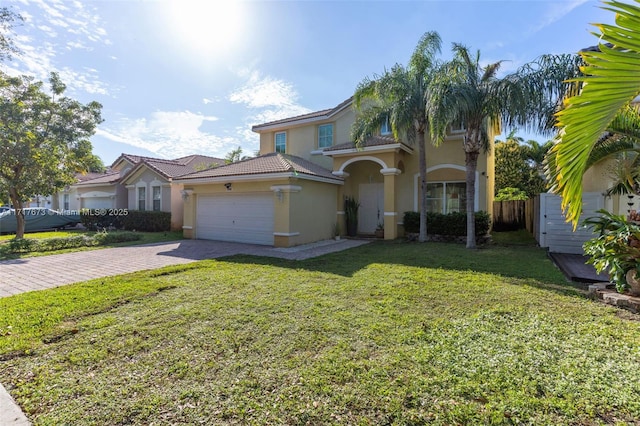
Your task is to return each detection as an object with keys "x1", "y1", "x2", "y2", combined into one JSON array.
[
  {"x1": 275, "y1": 131, "x2": 286, "y2": 153},
  {"x1": 138, "y1": 186, "x2": 146, "y2": 211},
  {"x1": 152, "y1": 186, "x2": 161, "y2": 211},
  {"x1": 318, "y1": 123, "x2": 334, "y2": 149},
  {"x1": 380, "y1": 116, "x2": 391, "y2": 135},
  {"x1": 63, "y1": 193, "x2": 69, "y2": 211},
  {"x1": 425, "y1": 181, "x2": 466, "y2": 214},
  {"x1": 449, "y1": 118, "x2": 465, "y2": 133}
]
